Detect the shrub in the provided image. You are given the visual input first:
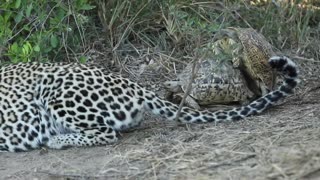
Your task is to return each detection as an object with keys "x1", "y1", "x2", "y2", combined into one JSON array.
[{"x1": 0, "y1": 0, "x2": 95, "y2": 64}]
